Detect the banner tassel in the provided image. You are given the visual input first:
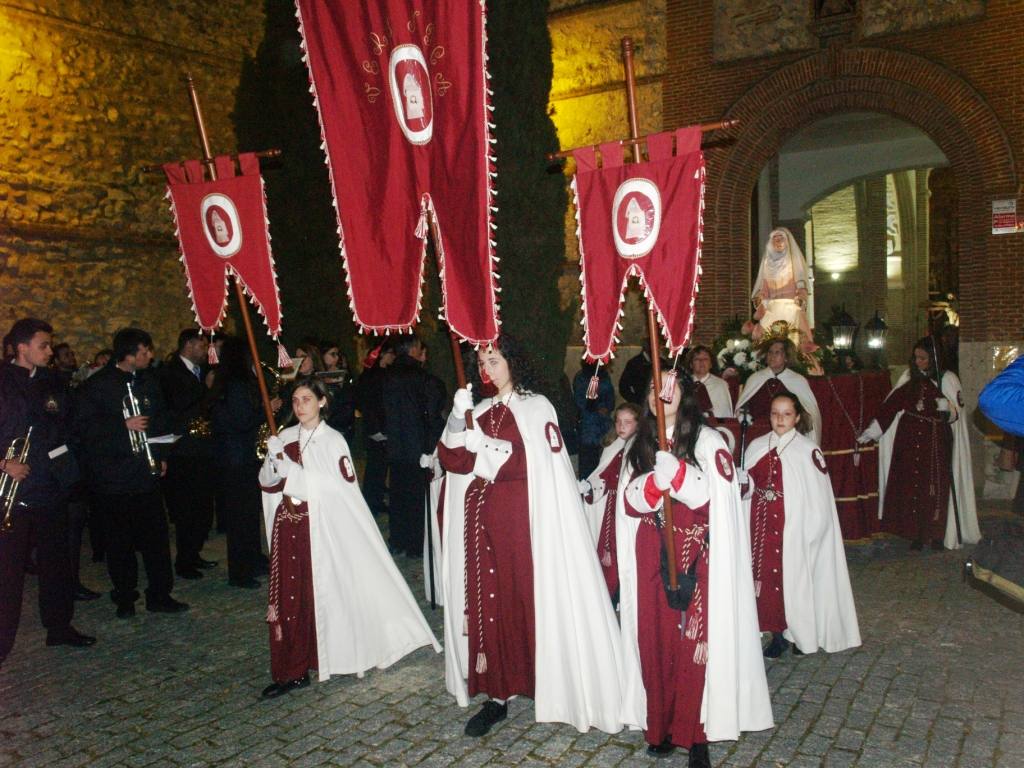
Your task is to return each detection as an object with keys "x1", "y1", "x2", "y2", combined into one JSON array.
[
  {"x1": 414, "y1": 208, "x2": 429, "y2": 239},
  {"x1": 586, "y1": 360, "x2": 602, "y2": 400},
  {"x1": 207, "y1": 339, "x2": 219, "y2": 366},
  {"x1": 277, "y1": 343, "x2": 292, "y2": 368},
  {"x1": 601, "y1": 549, "x2": 612, "y2": 567},
  {"x1": 659, "y1": 365, "x2": 679, "y2": 403}
]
